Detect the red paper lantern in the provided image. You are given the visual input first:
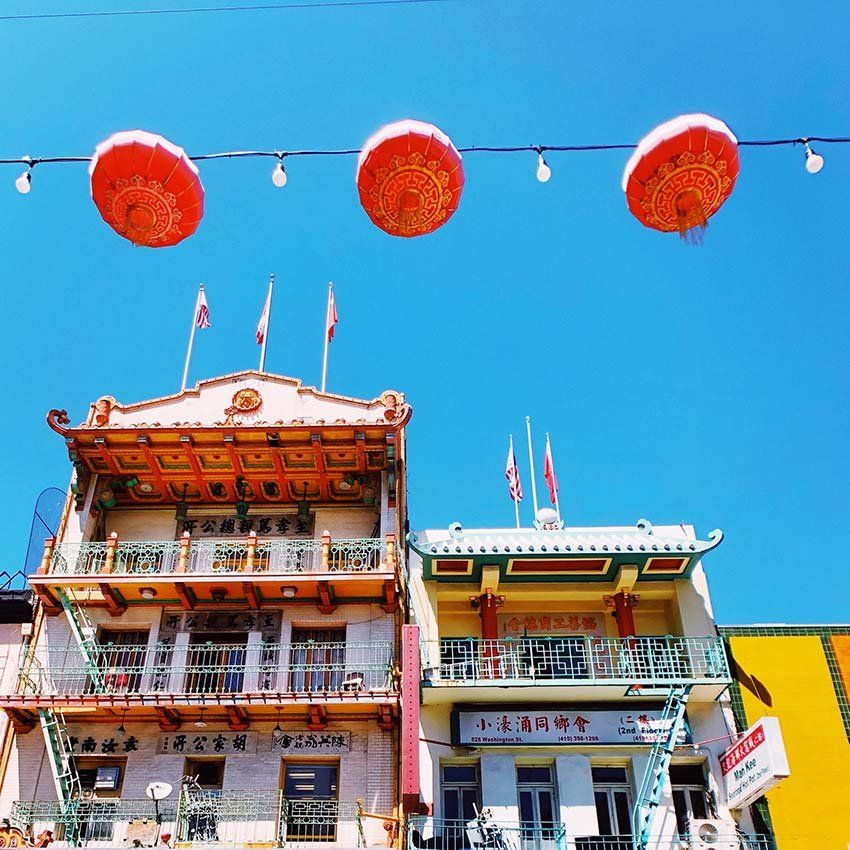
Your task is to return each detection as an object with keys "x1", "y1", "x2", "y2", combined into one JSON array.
[
  {"x1": 89, "y1": 130, "x2": 204, "y2": 247},
  {"x1": 356, "y1": 120, "x2": 464, "y2": 237},
  {"x1": 622, "y1": 114, "x2": 739, "y2": 243}
]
